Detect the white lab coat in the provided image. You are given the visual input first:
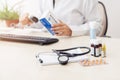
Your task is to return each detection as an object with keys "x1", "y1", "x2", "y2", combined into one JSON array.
[{"x1": 21, "y1": 0, "x2": 102, "y2": 36}]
